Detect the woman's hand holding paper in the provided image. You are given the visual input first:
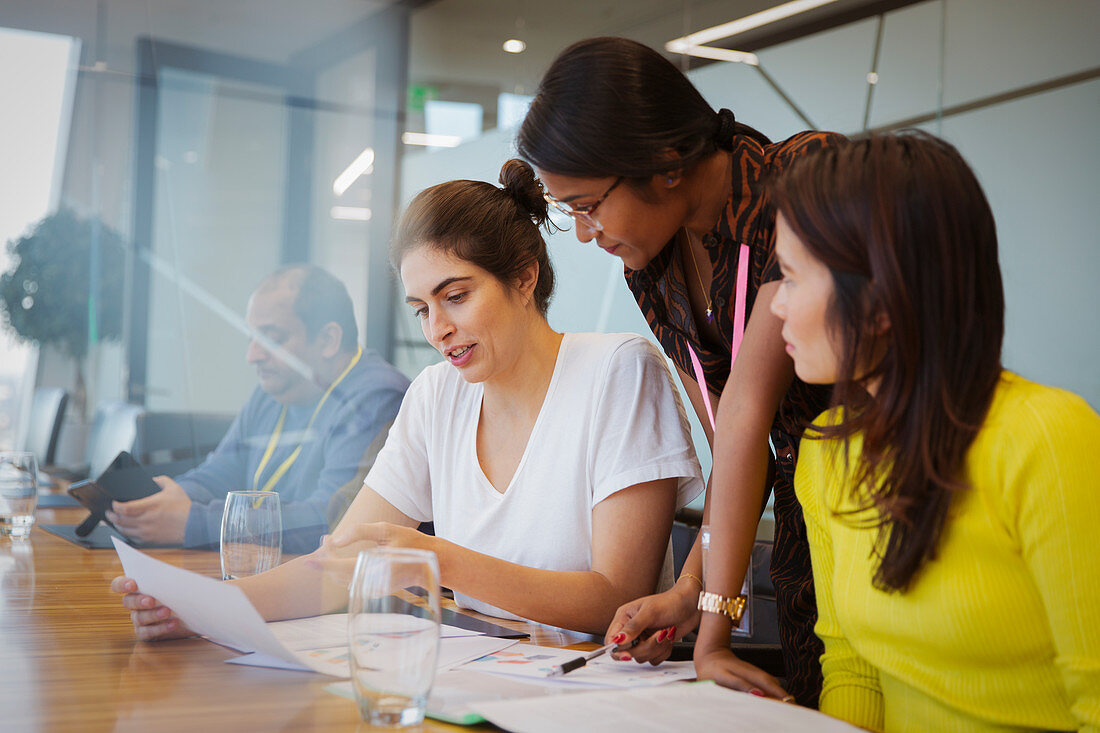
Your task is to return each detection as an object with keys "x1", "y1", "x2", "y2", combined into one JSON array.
[{"x1": 110, "y1": 576, "x2": 194, "y2": 641}]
